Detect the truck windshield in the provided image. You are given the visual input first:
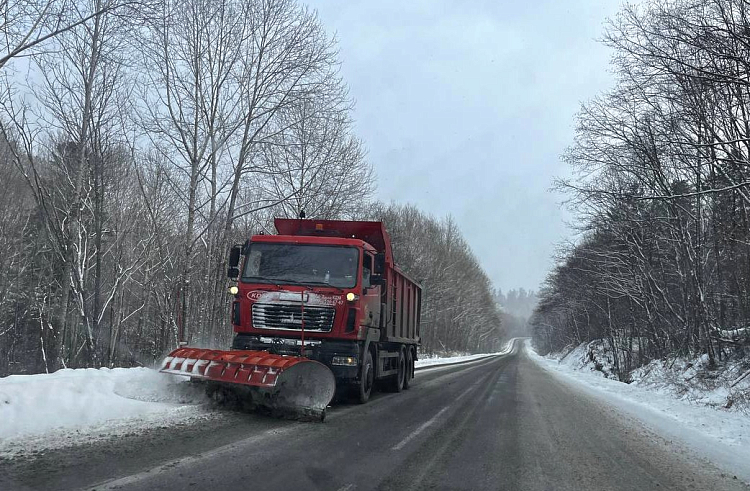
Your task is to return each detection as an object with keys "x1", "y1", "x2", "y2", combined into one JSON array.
[{"x1": 242, "y1": 243, "x2": 360, "y2": 289}]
